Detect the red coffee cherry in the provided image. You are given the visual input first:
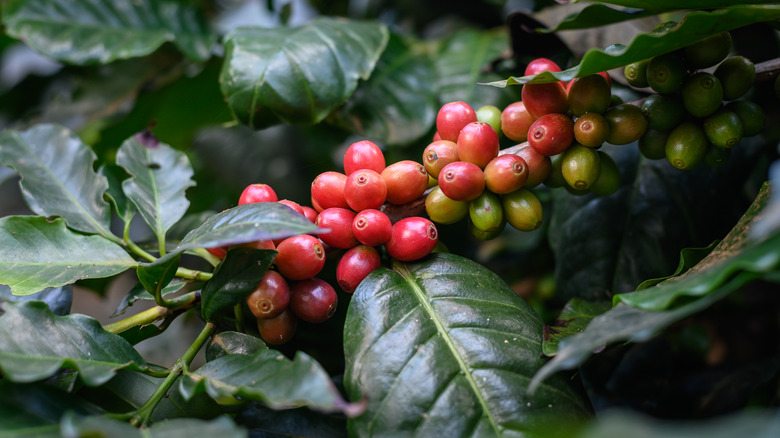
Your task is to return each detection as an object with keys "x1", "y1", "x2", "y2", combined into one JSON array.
[
  {"x1": 231, "y1": 239, "x2": 275, "y2": 251},
  {"x1": 301, "y1": 206, "x2": 318, "y2": 223},
  {"x1": 484, "y1": 154, "x2": 529, "y2": 194},
  {"x1": 278, "y1": 199, "x2": 305, "y2": 216},
  {"x1": 381, "y1": 160, "x2": 429, "y2": 205},
  {"x1": 457, "y1": 121, "x2": 499, "y2": 169},
  {"x1": 238, "y1": 183, "x2": 278, "y2": 205},
  {"x1": 206, "y1": 246, "x2": 227, "y2": 259},
  {"x1": 501, "y1": 101, "x2": 536, "y2": 142},
  {"x1": 528, "y1": 113, "x2": 574, "y2": 156},
  {"x1": 436, "y1": 101, "x2": 478, "y2": 142},
  {"x1": 344, "y1": 169, "x2": 387, "y2": 211},
  {"x1": 423, "y1": 140, "x2": 459, "y2": 179},
  {"x1": 289, "y1": 277, "x2": 338, "y2": 323},
  {"x1": 336, "y1": 245, "x2": 381, "y2": 293},
  {"x1": 343, "y1": 140, "x2": 386, "y2": 175},
  {"x1": 246, "y1": 270, "x2": 290, "y2": 319},
  {"x1": 352, "y1": 209, "x2": 392, "y2": 246},
  {"x1": 521, "y1": 82, "x2": 568, "y2": 119},
  {"x1": 385, "y1": 217, "x2": 439, "y2": 262},
  {"x1": 525, "y1": 58, "x2": 561, "y2": 76},
  {"x1": 257, "y1": 309, "x2": 297, "y2": 345},
  {"x1": 514, "y1": 145, "x2": 552, "y2": 188},
  {"x1": 311, "y1": 171, "x2": 348, "y2": 210},
  {"x1": 315, "y1": 208, "x2": 359, "y2": 249},
  {"x1": 438, "y1": 161, "x2": 485, "y2": 202},
  {"x1": 274, "y1": 235, "x2": 326, "y2": 280}
]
